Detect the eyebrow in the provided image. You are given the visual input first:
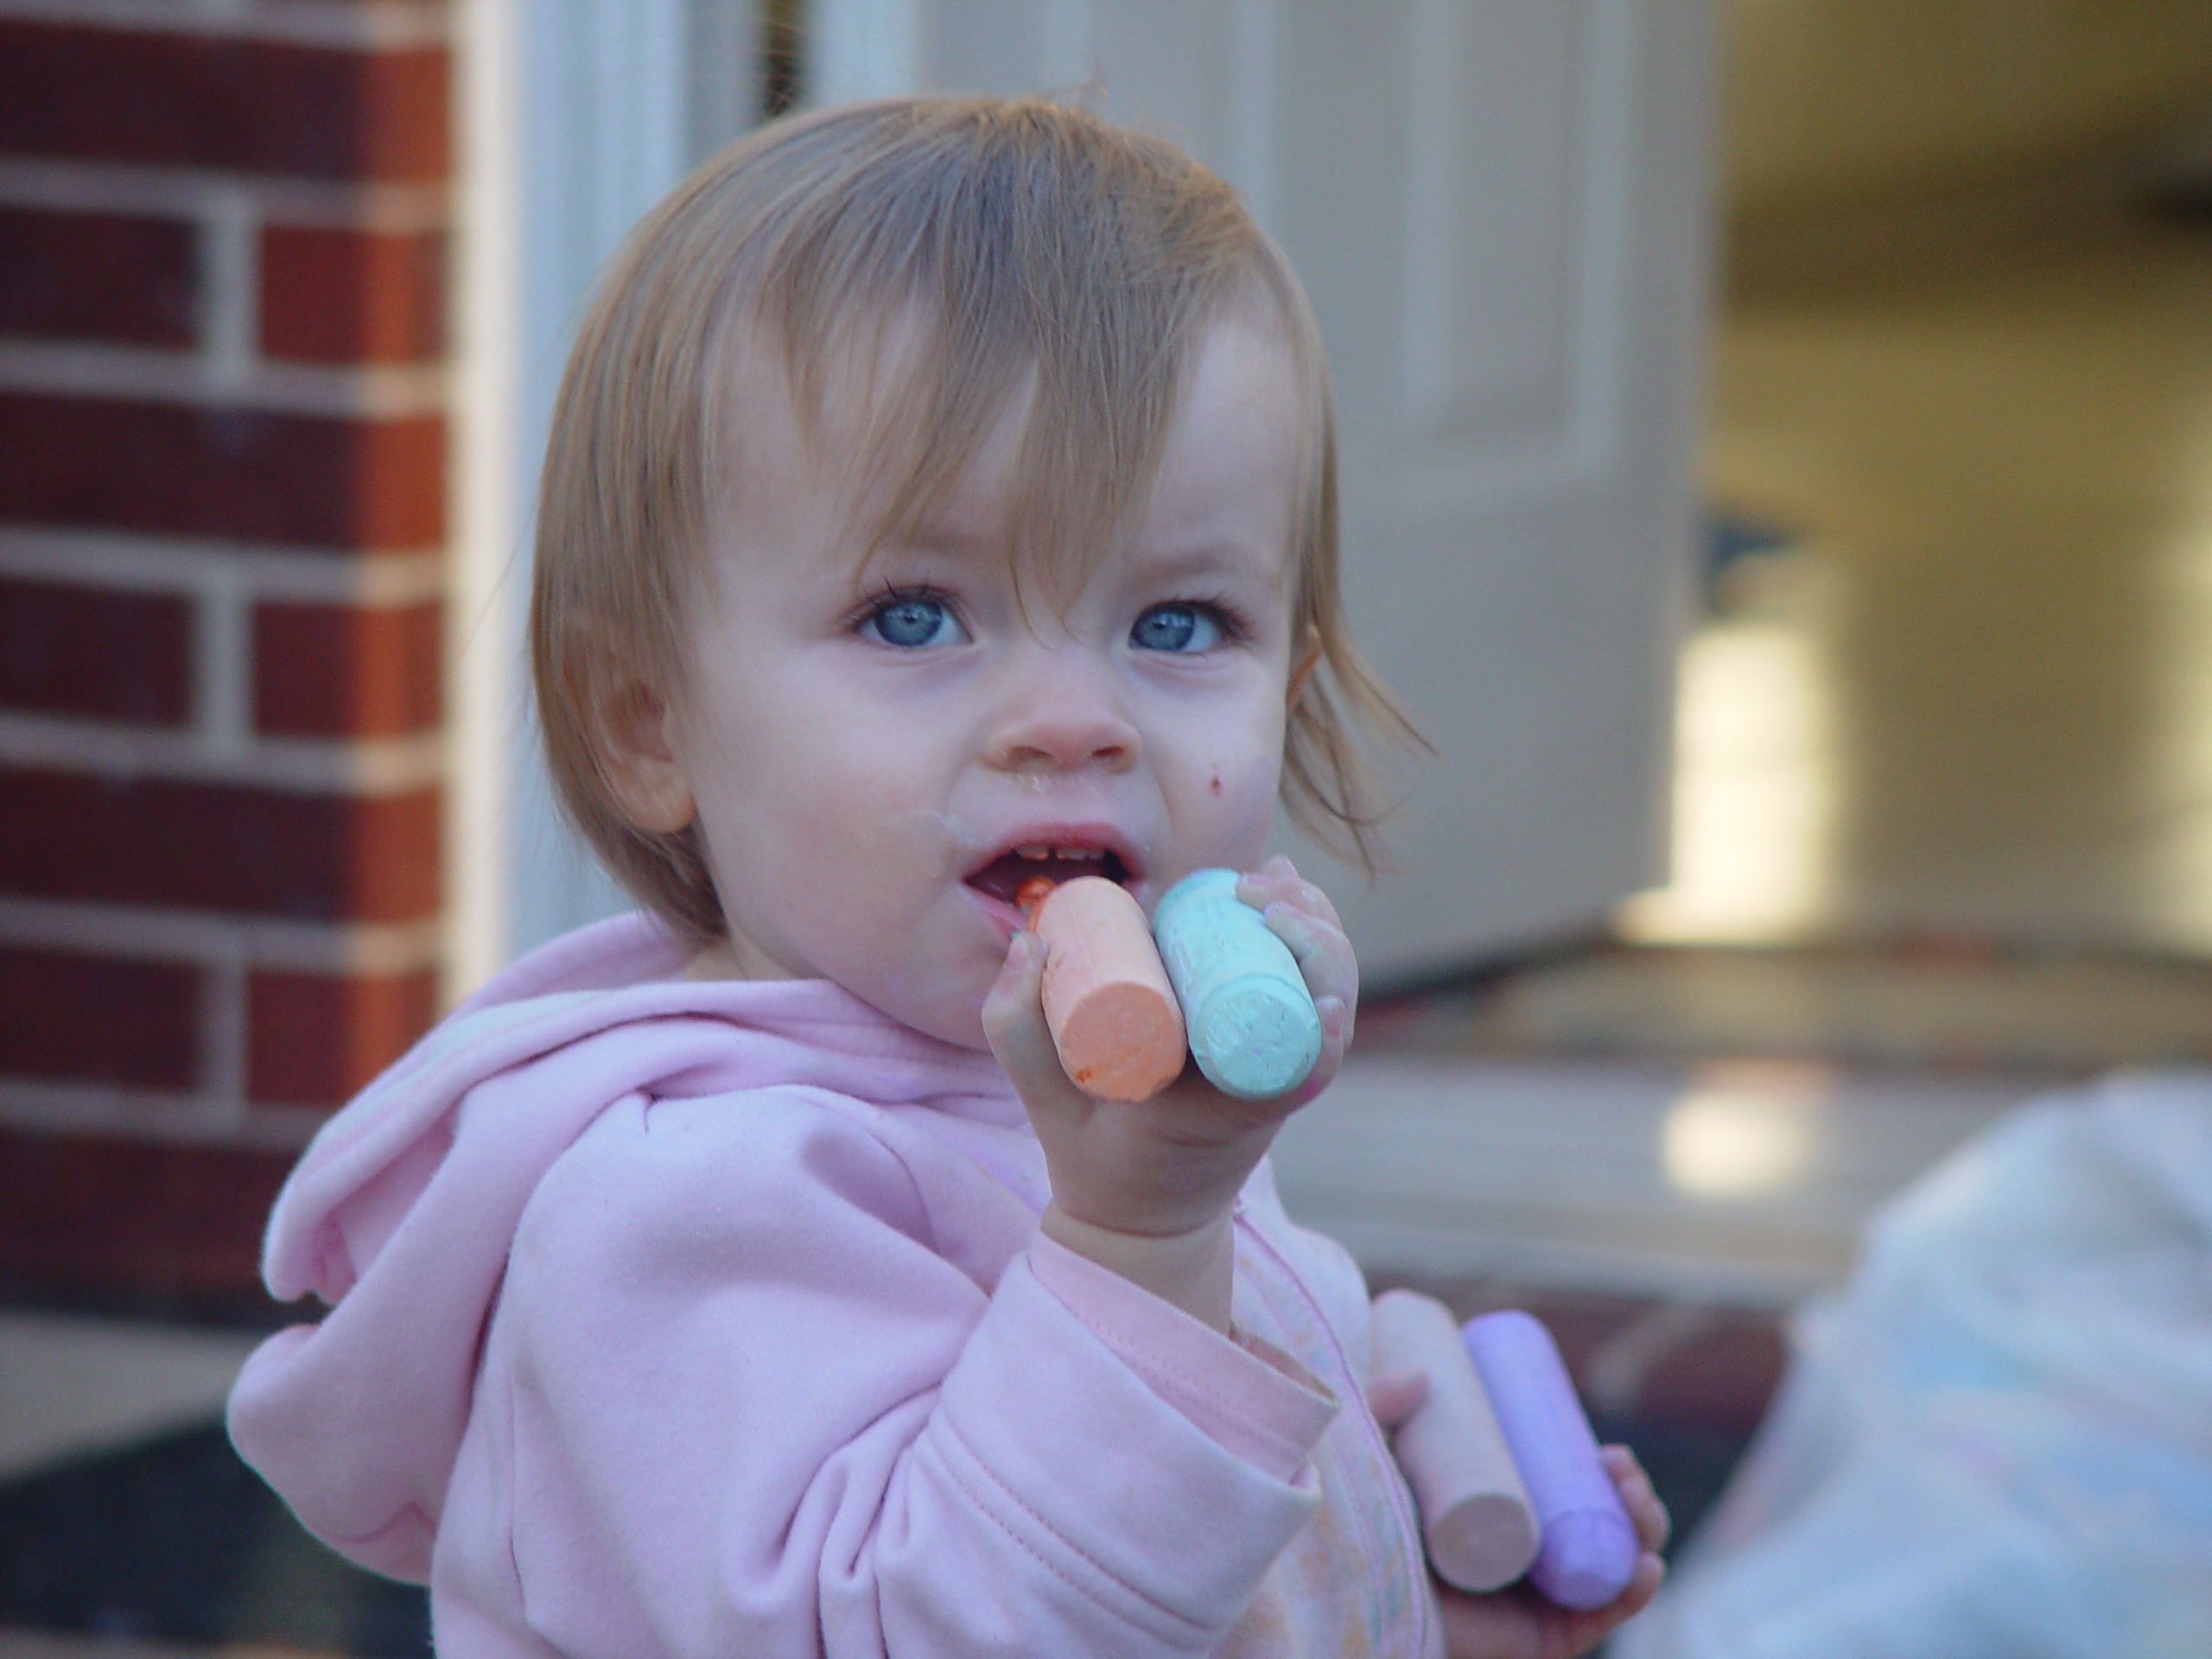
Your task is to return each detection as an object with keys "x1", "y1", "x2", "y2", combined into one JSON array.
[
  {"x1": 1123, "y1": 539, "x2": 1289, "y2": 592},
  {"x1": 866, "y1": 520, "x2": 1289, "y2": 597},
  {"x1": 885, "y1": 523, "x2": 997, "y2": 561}
]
